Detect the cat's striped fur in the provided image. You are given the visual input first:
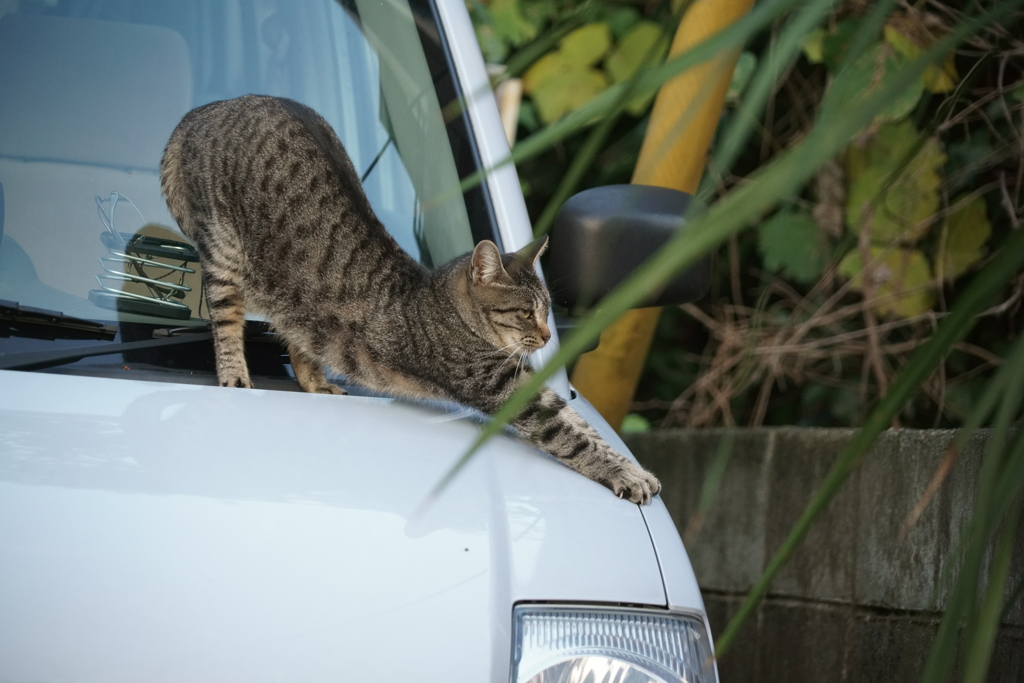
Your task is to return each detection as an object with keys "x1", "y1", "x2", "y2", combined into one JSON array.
[{"x1": 161, "y1": 95, "x2": 660, "y2": 504}]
